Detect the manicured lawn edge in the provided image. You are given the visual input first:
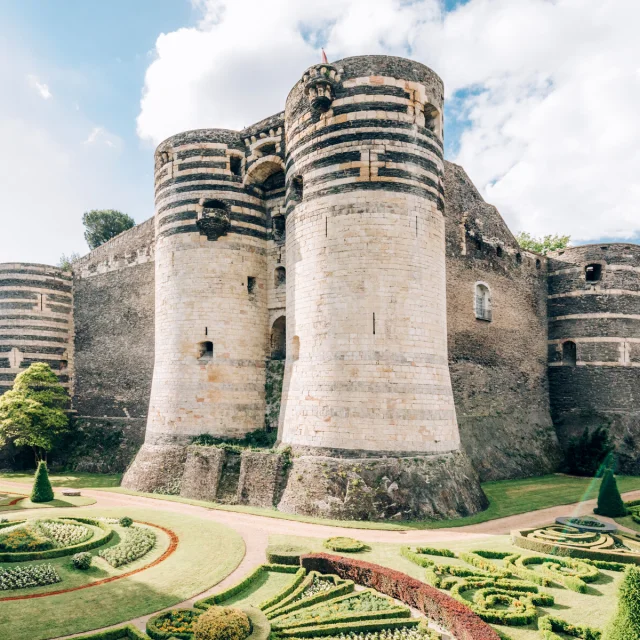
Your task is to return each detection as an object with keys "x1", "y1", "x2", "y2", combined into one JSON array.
[{"x1": 300, "y1": 553, "x2": 501, "y2": 640}]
